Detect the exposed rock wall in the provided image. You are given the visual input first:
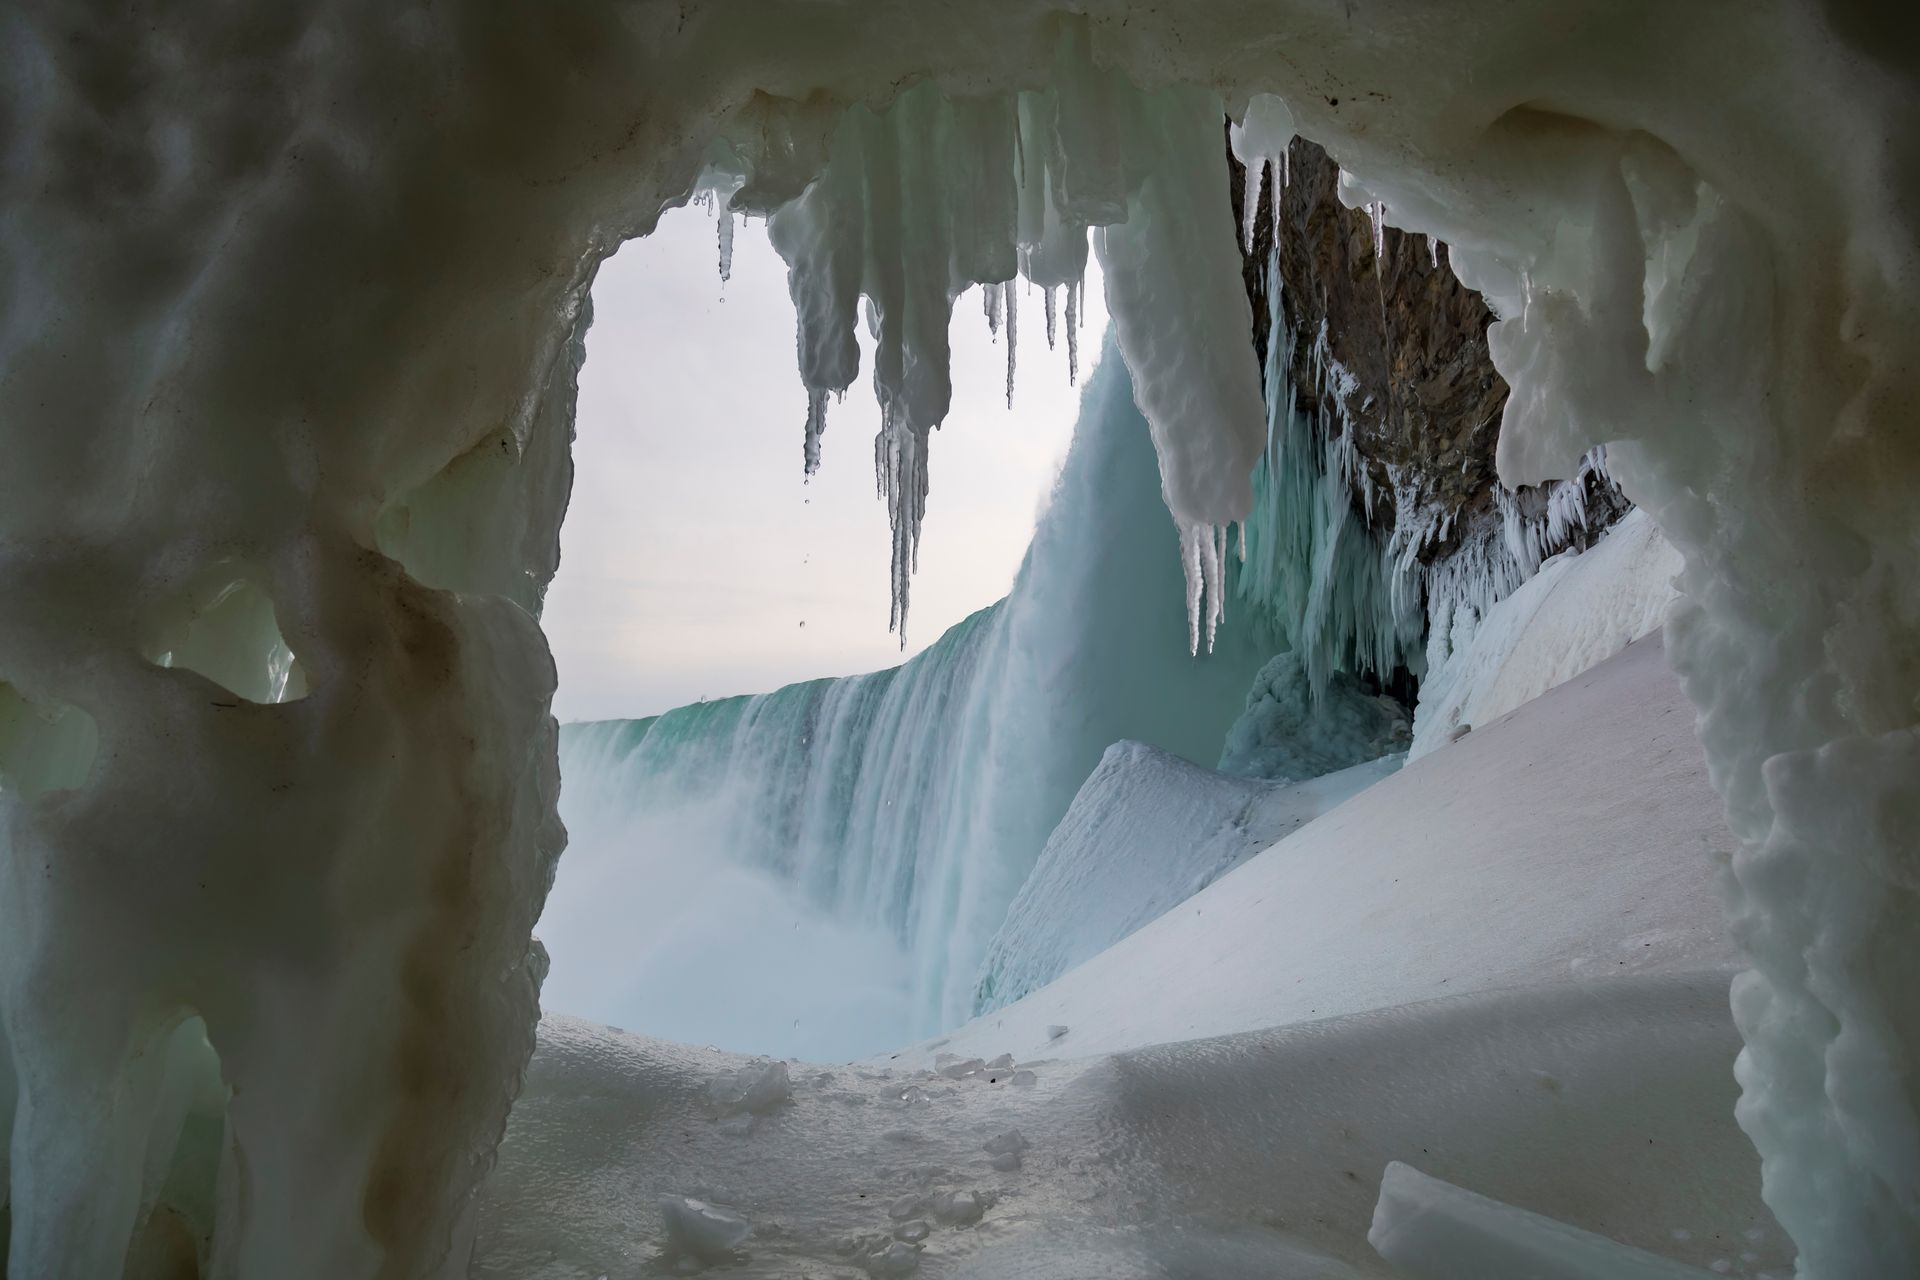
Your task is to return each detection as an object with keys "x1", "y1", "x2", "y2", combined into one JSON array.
[{"x1": 1228, "y1": 132, "x2": 1631, "y2": 691}]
